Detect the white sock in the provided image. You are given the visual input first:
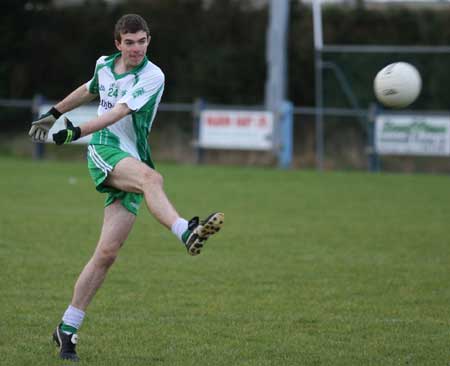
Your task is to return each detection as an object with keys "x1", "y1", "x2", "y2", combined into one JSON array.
[
  {"x1": 62, "y1": 305, "x2": 85, "y2": 333},
  {"x1": 171, "y1": 218, "x2": 188, "y2": 243}
]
